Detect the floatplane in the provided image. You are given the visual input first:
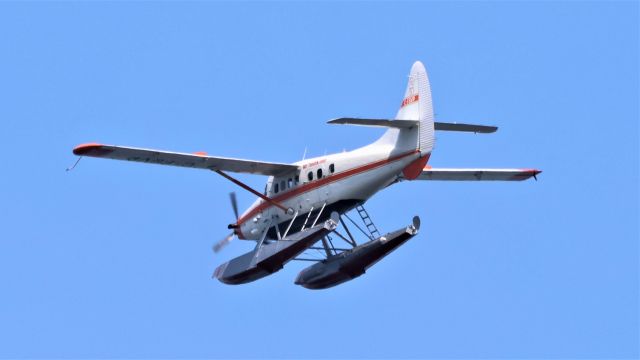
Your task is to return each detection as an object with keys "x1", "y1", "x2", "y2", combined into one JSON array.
[{"x1": 72, "y1": 61, "x2": 541, "y2": 289}]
